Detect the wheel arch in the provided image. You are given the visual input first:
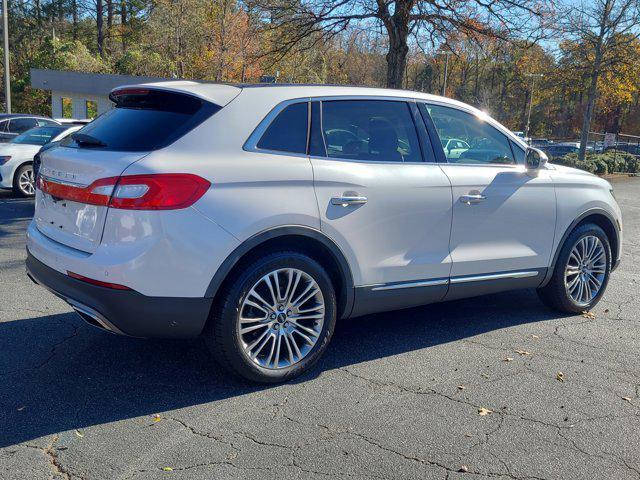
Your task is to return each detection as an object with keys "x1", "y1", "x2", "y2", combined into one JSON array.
[
  {"x1": 542, "y1": 208, "x2": 620, "y2": 286},
  {"x1": 205, "y1": 226, "x2": 355, "y2": 319}
]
